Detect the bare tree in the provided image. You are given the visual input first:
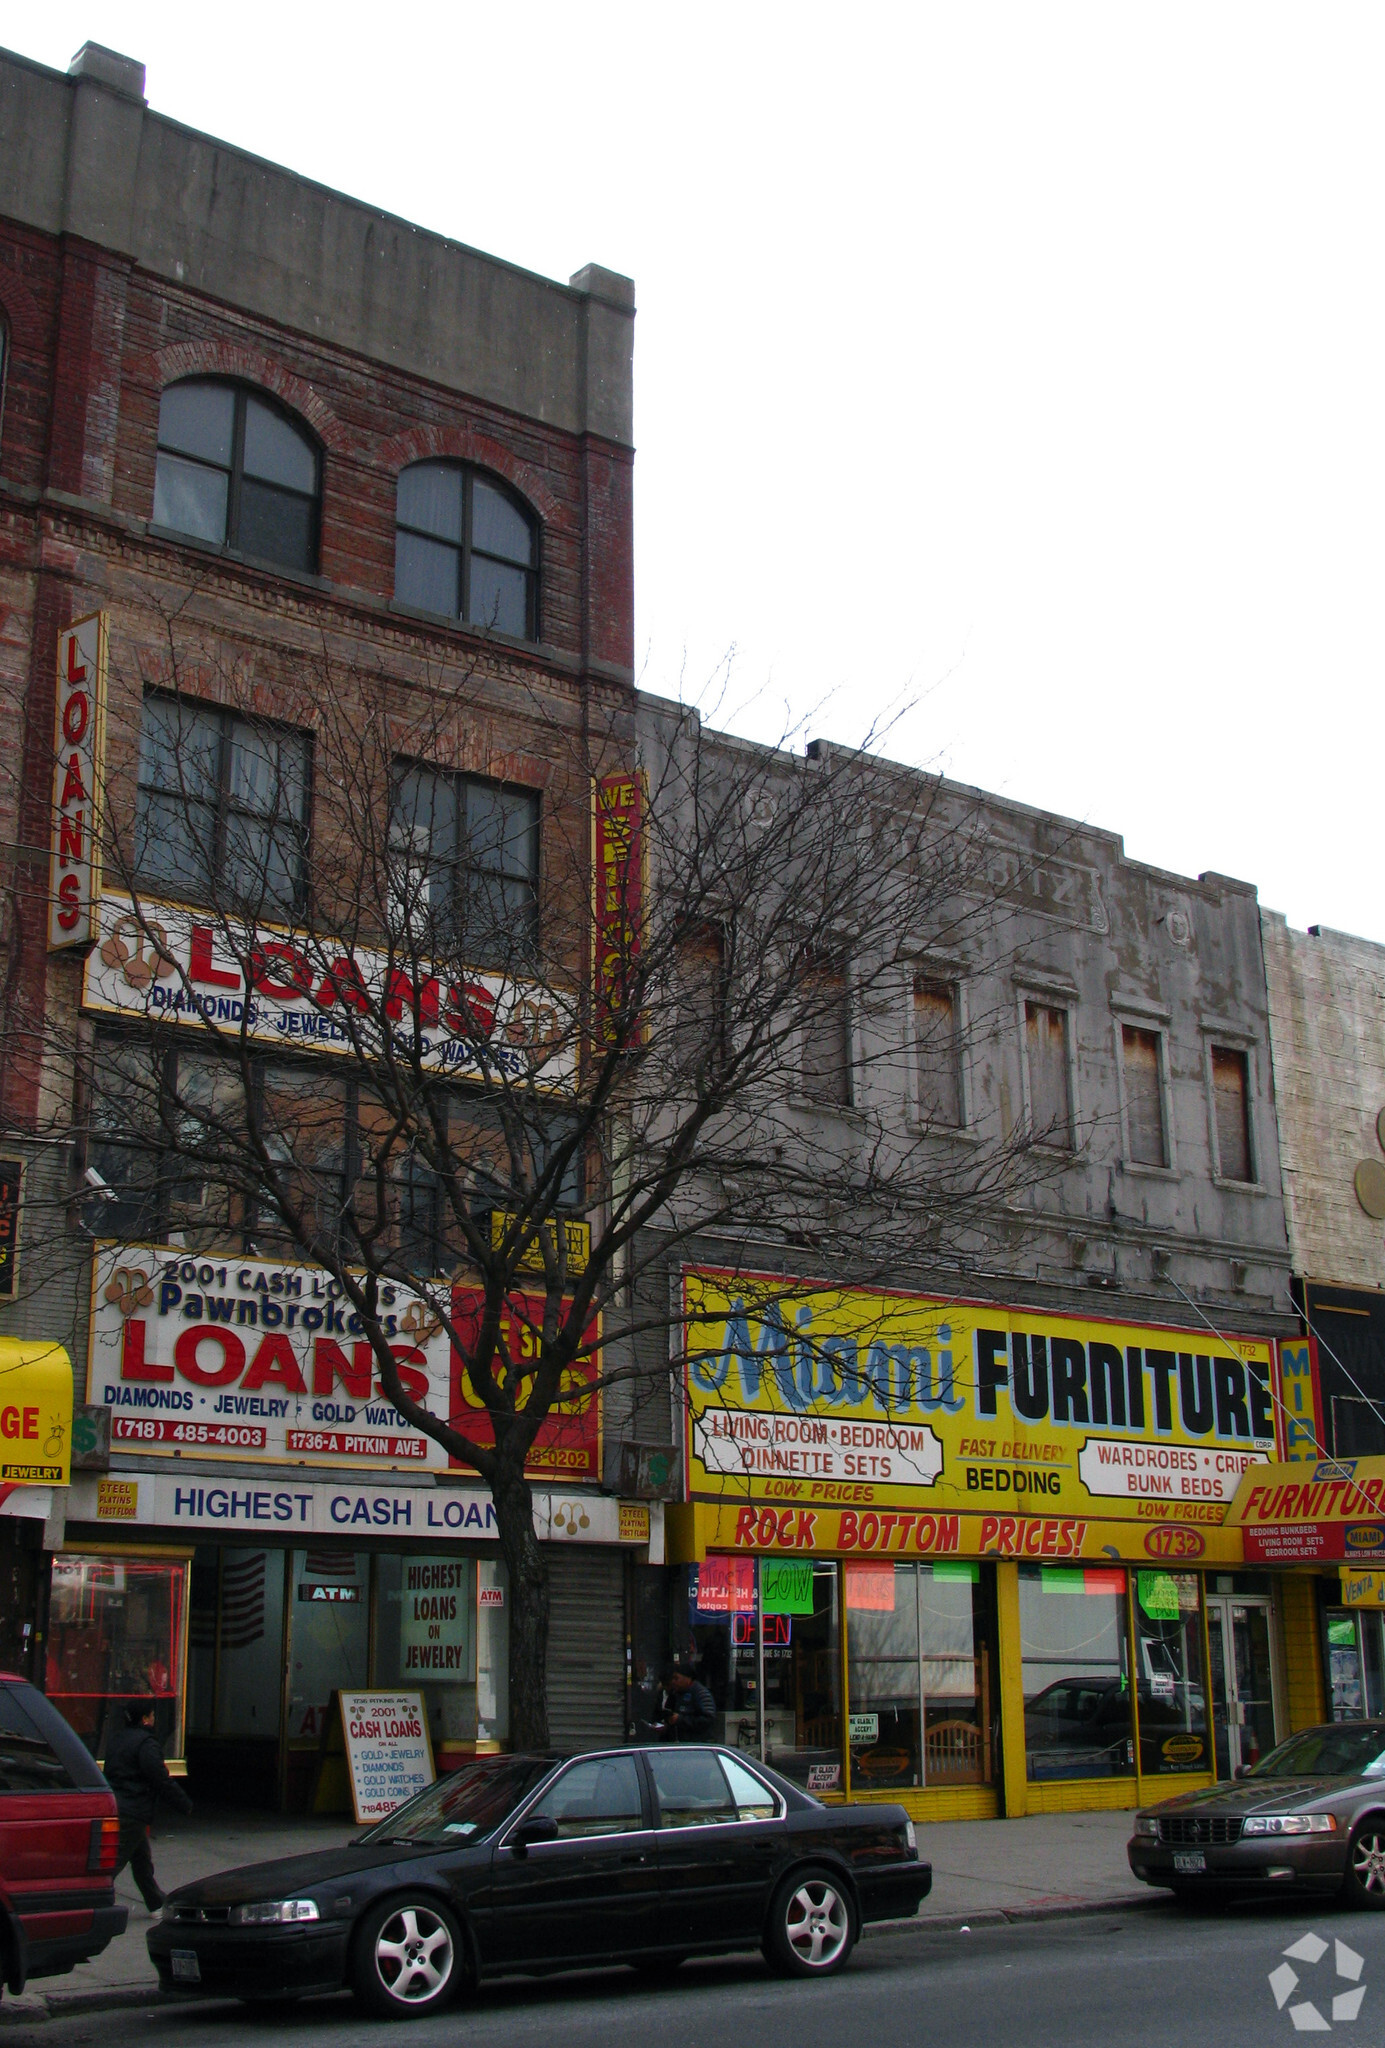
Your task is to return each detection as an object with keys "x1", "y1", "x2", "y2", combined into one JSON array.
[{"x1": 11, "y1": 589, "x2": 1070, "y2": 1746}]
